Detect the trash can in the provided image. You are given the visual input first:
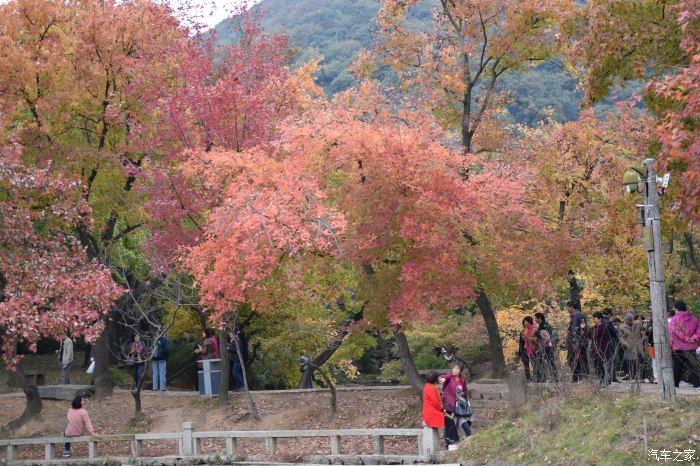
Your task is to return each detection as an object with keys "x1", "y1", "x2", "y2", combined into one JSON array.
[{"x1": 197, "y1": 359, "x2": 221, "y2": 396}]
